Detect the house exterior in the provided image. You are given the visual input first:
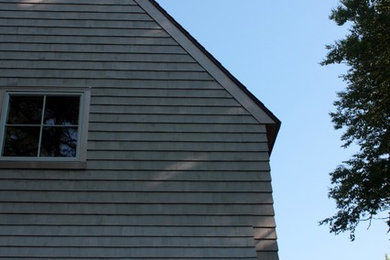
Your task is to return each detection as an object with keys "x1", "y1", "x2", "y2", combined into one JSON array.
[{"x1": 0, "y1": 0, "x2": 281, "y2": 259}]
